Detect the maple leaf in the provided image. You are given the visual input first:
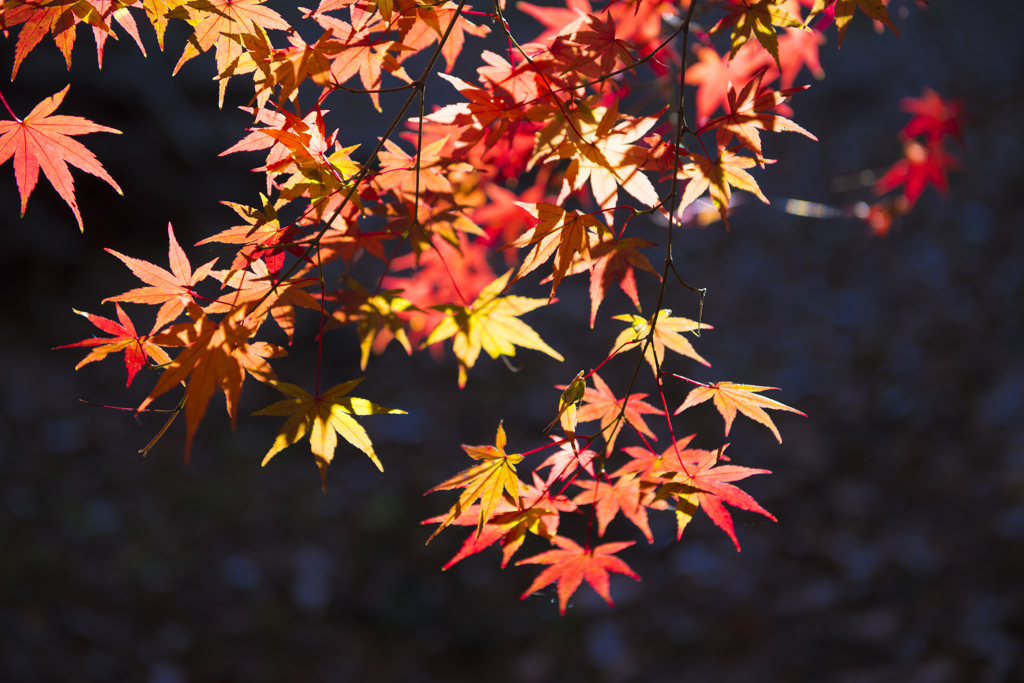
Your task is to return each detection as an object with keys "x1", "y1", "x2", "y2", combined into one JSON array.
[
  {"x1": 684, "y1": 43, "x2": 773, "y2": 125},
  {"x1": 380, "y1": 233, "x2": 496, "y2": 346},
  {"x1": 426, "y1": 72, "x2": 529, "y2": 149},
  {"x1": 676, "y1": 146, "x2": 772, "y2": 230},
  {"x1": 472, "y1": 179, "x2": 549, "y2": 257},
  {"x1": 57, "y1": 304, "x2": 172, "y2": 387},
  {"x1": 517, "y1": 536, "x2": 639, "y2": 614},
  {"x1": 138, "y1": 304, "x2": 286, "y2": 461},
  {"x1": 195, "y1": 195, "x2": 302, "y2": 275},
  {"x1": 172, "y1": 0, "x2": 290, "y2": 107},
  {"x1": 517, "y1": 0, "x2": 593, "y2": 46},
  {"x1": 89, "y1": 0, "x2": 149, "y2": 69},
  {"x1": 611, "y1": 309, "x2": 711, "y2": 376},
  {"x1": 374, "y1": 136, "x2": 452, "y2": 202},
  {"x1": 557, "y1": 102, "x2": 661, "y2": 212},
  {"x1": 254, "y1": 107, "x2": 360, "y2": 205},
  {"x1": 776, "y1": 26, "x2": 825, "y2": 89},
  {"x1": 425, "y1": 422, "x2": 525, "y2": 541},
  {"x1": 224, "y1": 26, "x2": 337, "y2": 110},
  {"x1": 654, "y1": 447, "x2": 775, "y2": 549},
  {"x1": 701, "y1": 67, "x2": 816, "y2": 163},
  {"x1": 674, "y1": 381, "x2": 805, "y2": 443},
  {"x1": 1, "y1": 0, "x2": 113, "y2": 78},
  {"x1": 587, "y1": 236, "x2": 661, "y2": 327},
  {"x1": 571, "y1": 10, "x2": 636, "y2": 74},
  {"x1": 204, "y1": 259, "x2": 321, "y2": 344},
  {"x1": 506, "y1": 202, "x2": 603, "y2": 298},
  {"x1": 0, "y1": 85, "x2": 122, "y2": 231},
  {"x1": 710, "y1": 0, "x2": 809, "y2": 69},
  {"x1": 617, "y1": 435, "x2": 707, "y2": 481},
  {"x1": 105, "y1": 223, "x2": 218, "y2": 331},
  {"x1": 311, "y1": 13, "x2": 411, "y2": 111},
  {"x1": 326, "y1": 279, "x2": 419, "y2": 370},
  {"x1": 573, "y1": 473, "x2": 654, "y2": 543},
  {"x1": 545, "y1": 233, "x2": 662, "y2": 328},
  {"x1": 252, "y1": 378, "x2": 405, "y2": 491},
  {"x1": 573, "y1": 372, "x2": 662, "y2": 455},
  {"x1": 810, "y1": 0, "x2": 897, "y2": 46},
  {"x1": 537, "y1": 438, "x2": 597, "y2": 484},
  {"x1": 422, "y1": 471, "x2": 575, "y2": 569},
  {"x1": 899, "y1": 88, "x2": 964, "y2": 144},
  {"x1": 139, "y1": 0, "x2": 190, "y2": 50},
  {"x1": 411, "y1": 2, "x2": 490, "y2": 74},
  {"x1": 424, "y1": 270, "x2": 564, "y2": 389},
  {"x1": 873, "y1": 139, "x2": 957, "y2": 208}
]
